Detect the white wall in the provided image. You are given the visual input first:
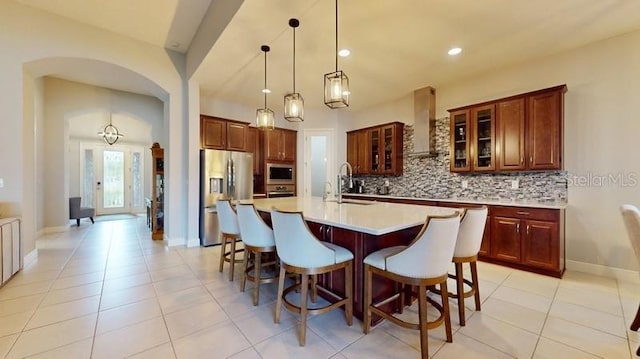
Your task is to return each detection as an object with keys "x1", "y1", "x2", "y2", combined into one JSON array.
[
  {"x1": 347, "y1": 29, "x2": 640, "y2": 271},
  {"x1": 0, "y1": 1, "x2": 189, "y2": 256}
]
